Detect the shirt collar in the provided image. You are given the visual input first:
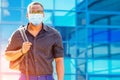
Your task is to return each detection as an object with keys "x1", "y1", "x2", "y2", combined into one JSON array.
[
  {"x1": 25, "y1": 23, "x2": 49, "y2": 31},
  {"x1": 42, "y1": 23, "x2": 49, "y2": 31}
]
